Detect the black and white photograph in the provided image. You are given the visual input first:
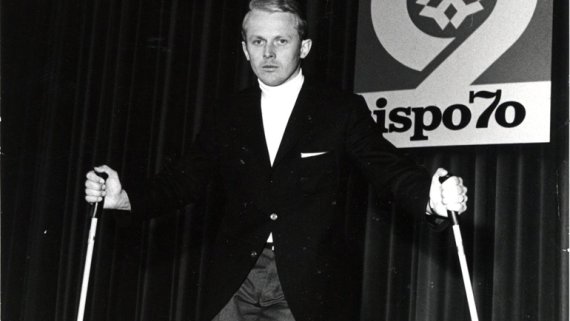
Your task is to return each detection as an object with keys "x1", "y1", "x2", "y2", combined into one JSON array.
[{"x1": 3, "y1": 0, "x2": 568, "y2": 320}]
